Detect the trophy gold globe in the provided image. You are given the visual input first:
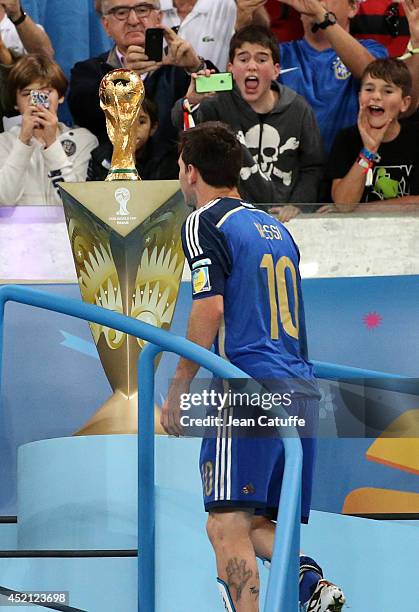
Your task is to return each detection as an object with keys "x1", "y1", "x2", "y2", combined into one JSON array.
[
  {"x1": 59, "y1": 70, "x2": 187, "y2": 435},
  {"x1": 99, "y1": 68, "x2": 145, "y2": 181}
]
